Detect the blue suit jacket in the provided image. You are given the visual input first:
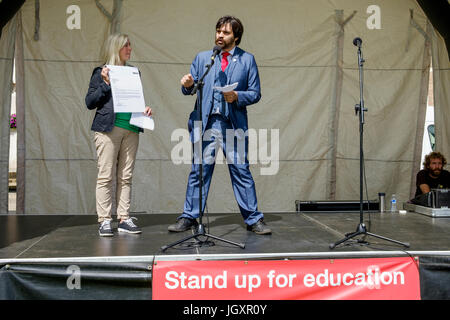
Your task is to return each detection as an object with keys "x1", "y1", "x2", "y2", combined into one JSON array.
[{"x1": 182, "y1": 47, "x2": 261, "y2": 135}]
